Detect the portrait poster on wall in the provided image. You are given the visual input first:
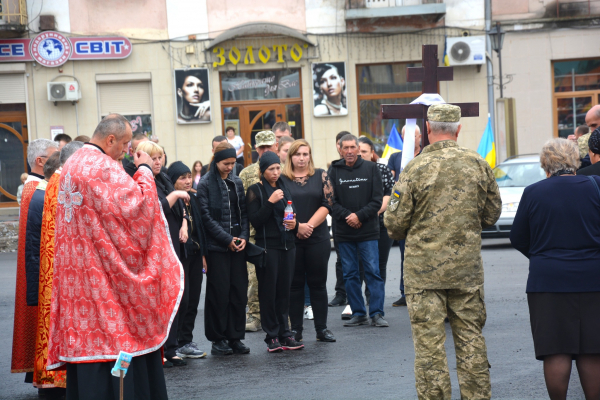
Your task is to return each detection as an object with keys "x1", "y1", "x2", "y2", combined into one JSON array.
[
  {"x1": 312, "y1": 62, "x2": 348, "y2": 117},
  {"x1": 174, "y1": 68, "x2": 211, "y2": 124}
]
